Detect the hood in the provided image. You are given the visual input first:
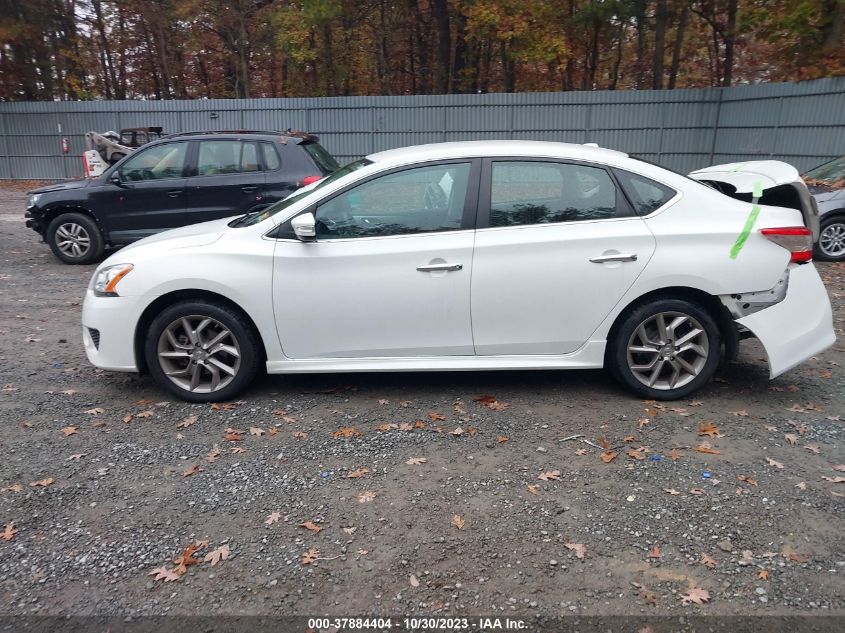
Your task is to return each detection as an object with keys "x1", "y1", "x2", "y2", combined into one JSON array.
[
  {"x1": 688, "y1": 160, "x2": 820, "y2": 240},
  {"x1": 114, "y1": 216, "x2": 233, "y2": 258},
  {"x1": 28, "y1": 179, "x2": 92, "y2": 195}
]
